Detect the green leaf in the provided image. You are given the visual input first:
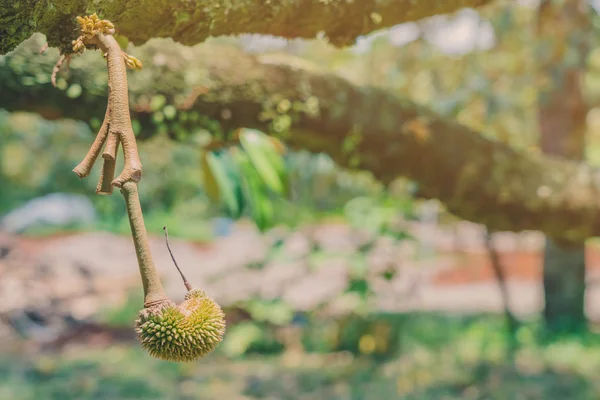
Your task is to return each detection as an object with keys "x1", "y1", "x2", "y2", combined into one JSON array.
[
  {"x1": 200, "y1": 151, "x2": 220, "y2": 202},
  {"x1": 347, "y1": 278, "x2": 371, "y2": 300},
  {"x1": 221, "y1": 322, "x2": 264, "y2": 358},
  {"x1": 230, "y1": 148, "x2": 274, "y2": 231},
  {"x1": 239, "y1": 128, "x2": 287, "y2": 195},
  {"x1": 204, "y1": 150, "x2": 244, "y2": 219}
]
